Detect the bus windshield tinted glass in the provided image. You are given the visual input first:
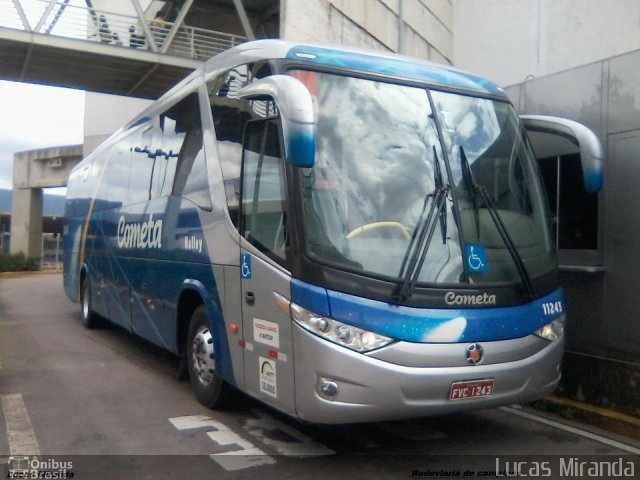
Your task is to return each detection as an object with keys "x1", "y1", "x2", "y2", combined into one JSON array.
[
  {"x1": 431, "y1": 90, "x2": 555, "y2": 284},
  {"x1": 290, "y1": 70, "x2": 555, "y2": 286}
]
